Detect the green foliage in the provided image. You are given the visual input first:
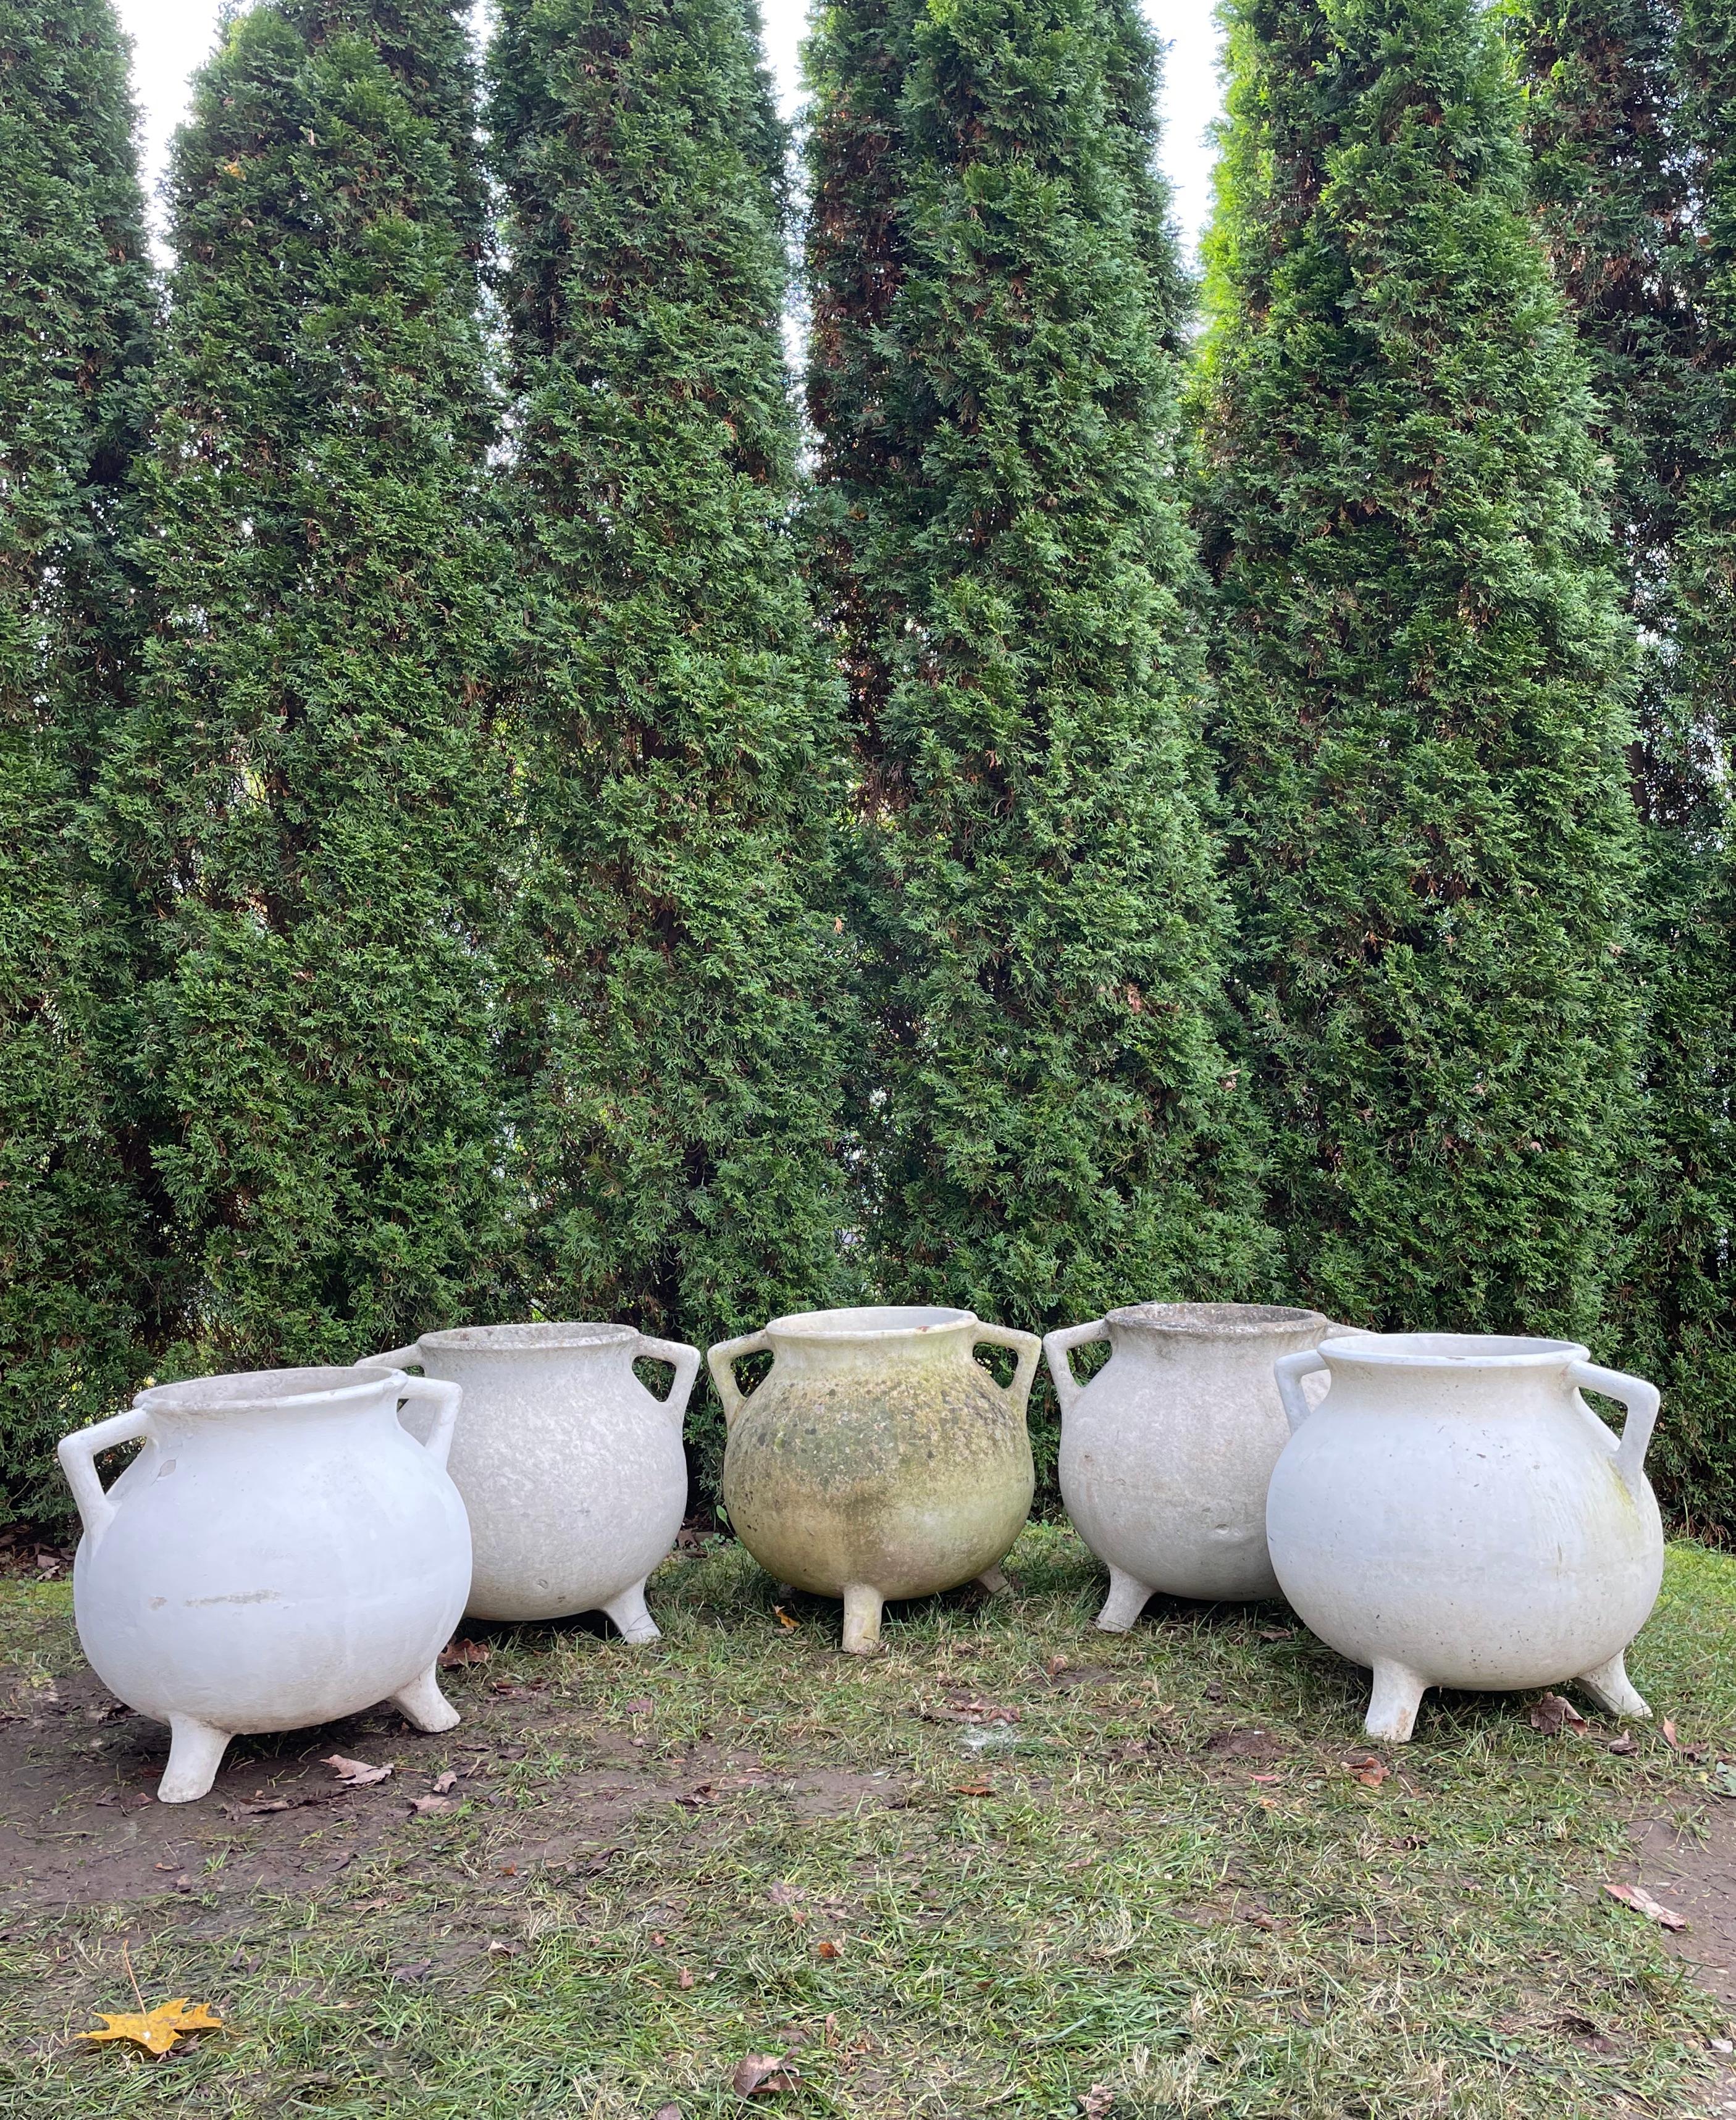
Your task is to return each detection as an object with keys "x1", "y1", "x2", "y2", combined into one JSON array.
[
  {"x1": 92, "y1": 0, "x2": 521, "y2": 1372},
  {"x1": 1193, "y1": 0, "x2": 1643, "y2": 1339},
  {"x1": 805, "y1": 0, "x2": 1272, "y2": 1358},
  {"x1": 0, "y1": 0, "x2": 161, "y2": 1510},
  {"x1": 1514, "y1": 0, "x2": 1736, "y2": 1523},
  {"x1": 487, "y1": 0, "x2": 853, "y2": 1469}
]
